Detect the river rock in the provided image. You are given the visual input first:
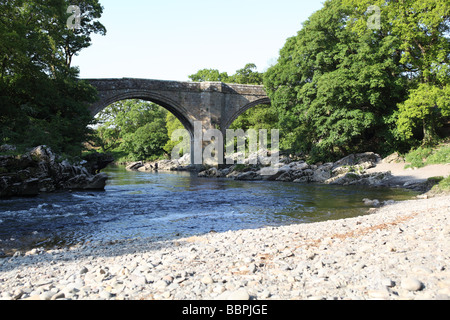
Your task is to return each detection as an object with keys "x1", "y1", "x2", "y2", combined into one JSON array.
[
  {"x1": 235, "y1": 171, "x2": 262, "y2": 181},
  {"x1": 401, "y1": 278, "x2": 424, "y2": 292},
  {"x1": 332, "y1": 152, "x2": 381, "y2": 169},
  {"x1": 198, "y1": 167, "x2": 218, "y2": 178},
  {"x1": 81, "y1": 152, "x2": 114, "y2": 174},
  {"x1": 311, "y1": 163, "x2": 334, "y2": 183},
  {"x1": 129, "y1": 154, "x2": 193, "y2": 173},
  {"x1": 383, "y1": 152, "x2": 405, "y2": 164},
  {"x1": 326, "y1": 172, "x2": 361, "y2": 185},
  {"x1": 0, "y1": 144, "x2": 17, "y2": 152},
  {"x1": 126, "y1": 162, "x2": 144, "y2": 171},
  {"x1": 201, "y1": 275, "x2": 214, "y2": 285},
  {"x1": 217, "y1": 288, "x2": 250, "y2": 300},
  {"x1": 0, "y1": 145, "x2": 109, "y2": 198}
]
